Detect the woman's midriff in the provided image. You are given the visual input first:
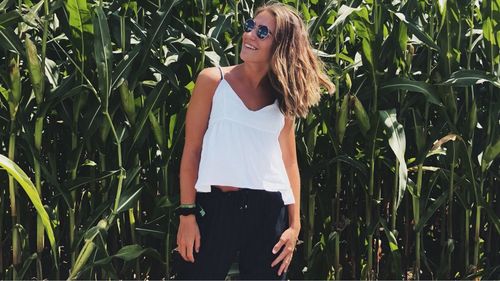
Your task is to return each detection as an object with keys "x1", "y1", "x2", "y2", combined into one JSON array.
[{"x1": 213, "y1": 185, "x2": 240, "y2": 192}]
